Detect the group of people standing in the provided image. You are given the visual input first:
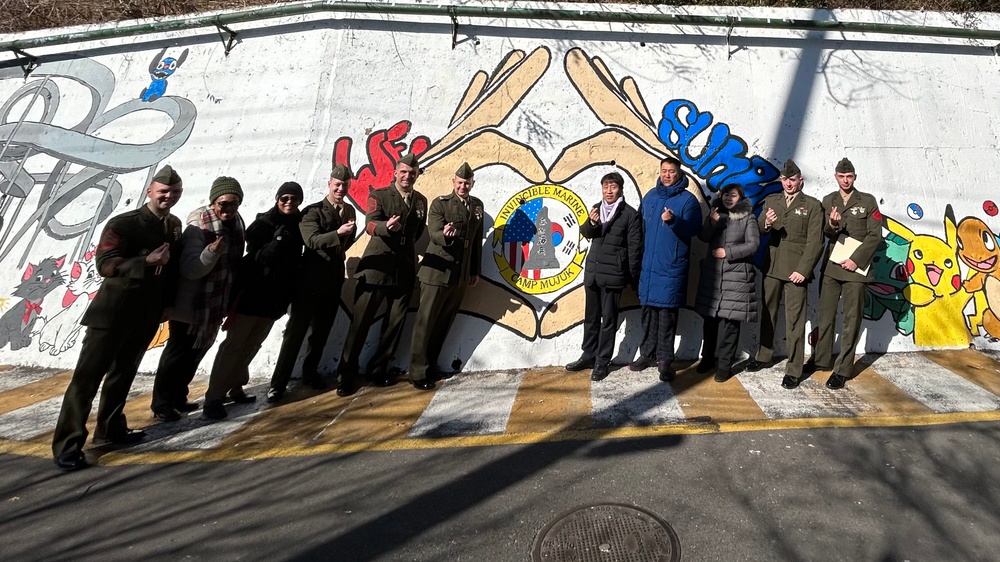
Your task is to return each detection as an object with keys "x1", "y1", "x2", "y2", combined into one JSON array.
[
  {"x1": 49, "y1": 151, "x2": 879, "y2": 473},
  {"x1": 52, "y1": 154, "x2": 483, "y2": 471},
  {"x1": 567, "y1": 156, "x2": 882, "y2": 394}
]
